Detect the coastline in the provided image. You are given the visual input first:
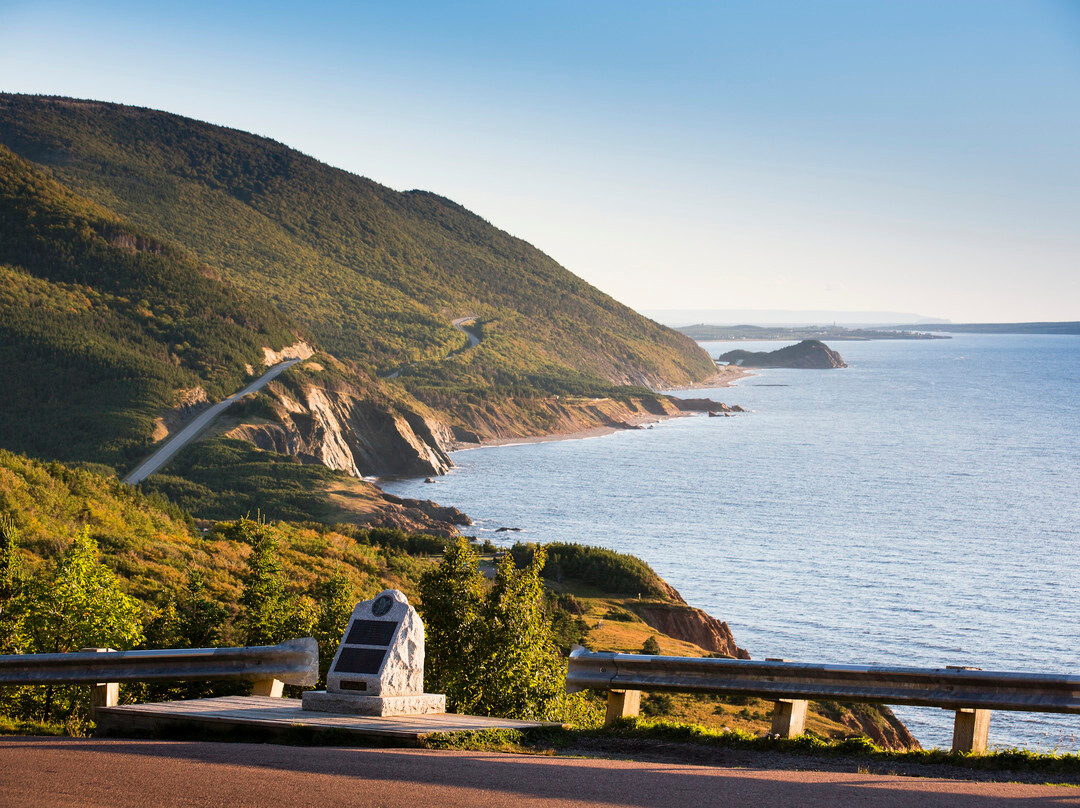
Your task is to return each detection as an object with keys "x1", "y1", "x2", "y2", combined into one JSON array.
[
  {"x1": 657, "y1": 364, "x2": 754, "y2": 391},
  {"x1": 455, "y1": 366, "x2": 752, "y2": 451},
  {"x1": 461, "y1": 411, "x2": 681, "y2": 450}
]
